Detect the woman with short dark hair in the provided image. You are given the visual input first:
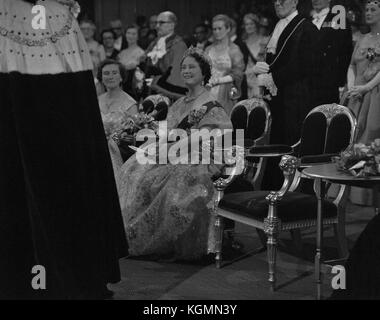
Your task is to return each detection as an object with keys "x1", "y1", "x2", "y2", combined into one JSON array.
[{"x1": 97, "y1": 60, "x2": 138, "y2": 138}]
